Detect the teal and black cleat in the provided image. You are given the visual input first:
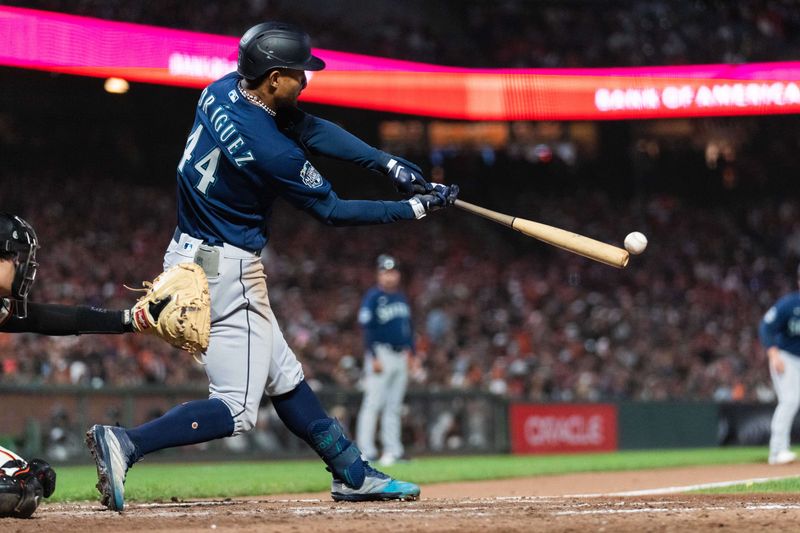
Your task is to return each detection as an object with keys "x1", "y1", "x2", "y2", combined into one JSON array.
[
  {"x1": 85, "y1": 425, "x2": 138, "y2": 512},
  {"x1": 331, "y1": 463, "x2": 420, "y2": 502}
]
